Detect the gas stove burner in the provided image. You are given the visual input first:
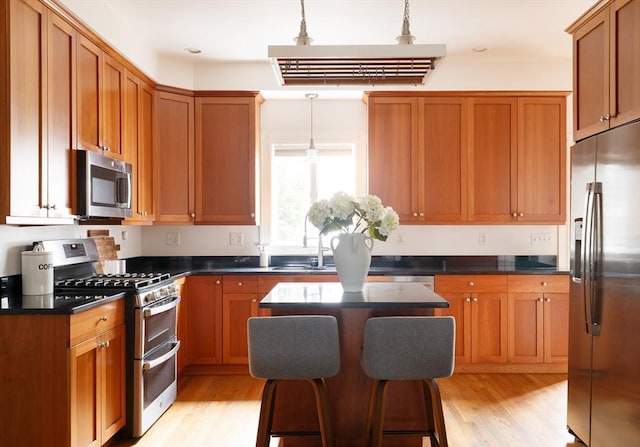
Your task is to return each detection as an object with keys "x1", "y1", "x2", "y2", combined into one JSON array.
[{"x1": 55, "y1": 272, "x2": 172, "y2": 290}]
